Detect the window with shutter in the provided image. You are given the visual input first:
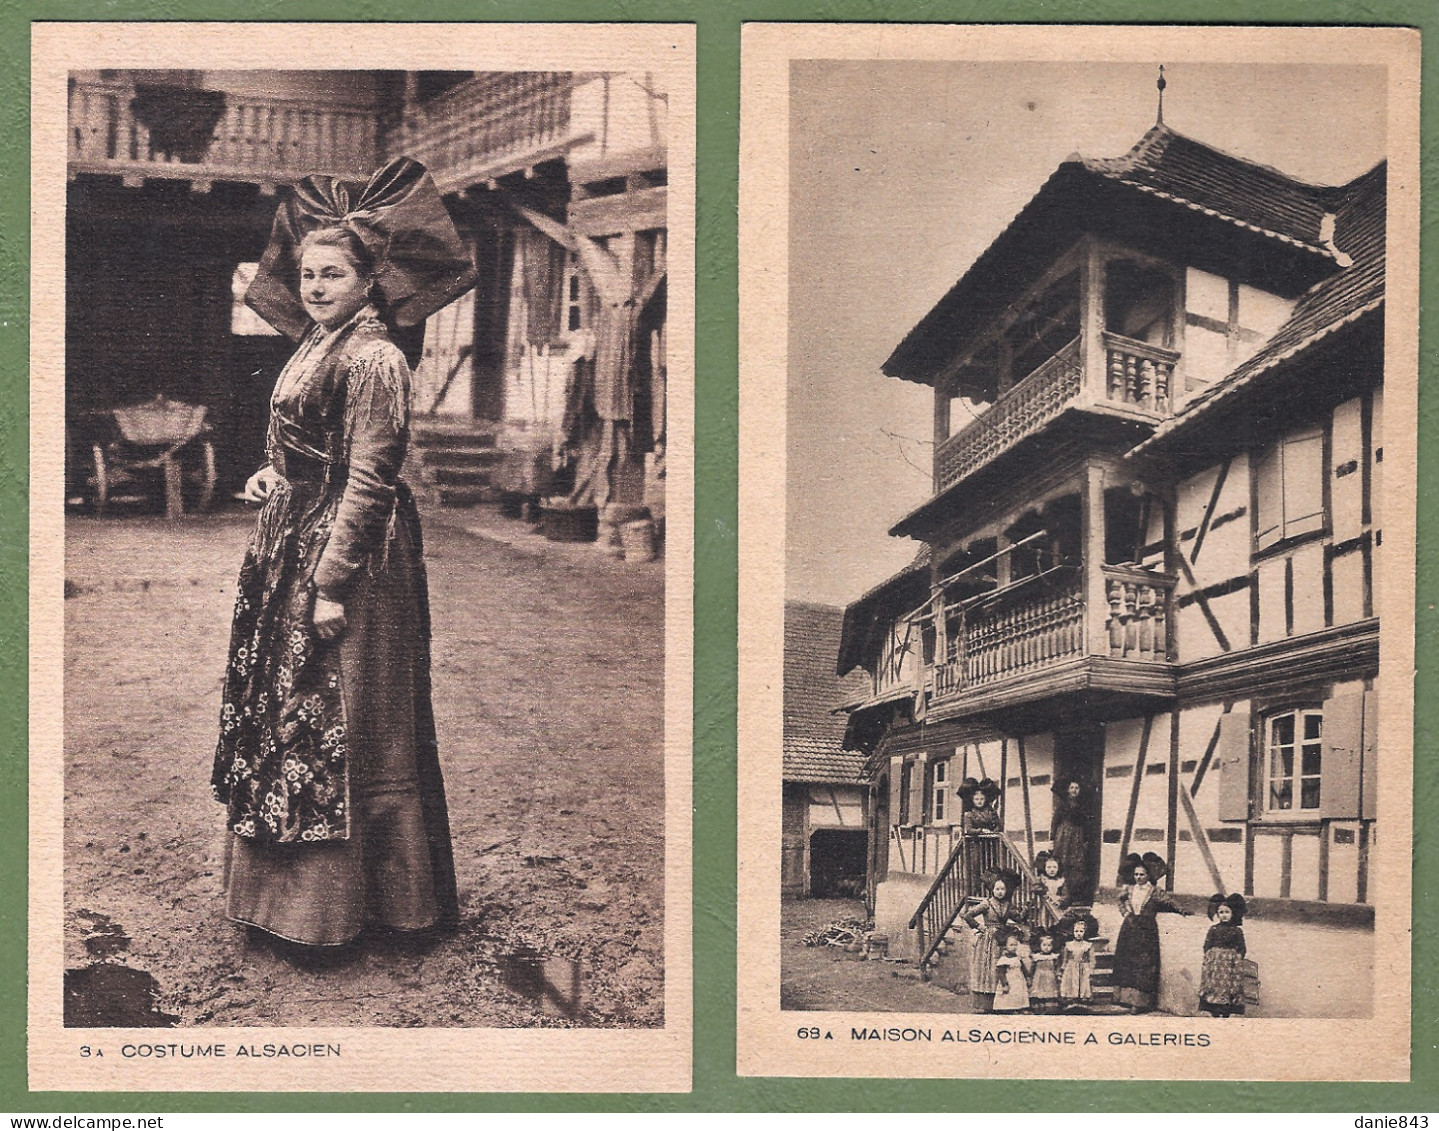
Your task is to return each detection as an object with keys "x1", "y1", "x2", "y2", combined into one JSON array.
[
  {"x1": 897, "y1": 760, "x2": 912, "y2": 825},
  {"x1": 907, "y1": 757, "x2": 926, "y2": 828}
]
